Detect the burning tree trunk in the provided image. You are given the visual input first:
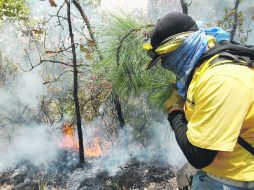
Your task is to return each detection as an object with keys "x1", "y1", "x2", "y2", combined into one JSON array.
[{"x1": 66, "y1": 0, "x2": 84, "y2": 164}]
